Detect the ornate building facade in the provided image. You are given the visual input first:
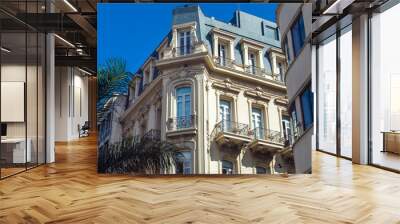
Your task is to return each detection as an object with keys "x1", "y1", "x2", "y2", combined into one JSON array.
[{"x1": 116, "y1": 6, "x2": 291, "y2": 174}]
